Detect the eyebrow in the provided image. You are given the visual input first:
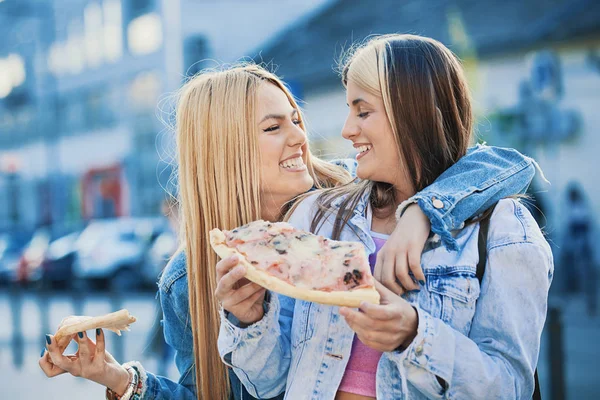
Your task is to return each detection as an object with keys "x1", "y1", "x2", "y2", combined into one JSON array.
[
  {"x1": 347, "y1": 98, "x2": 368, "y2": 107},
  {"x1": 260, "y1": 109, "x2": 298, "y2": 124}
]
